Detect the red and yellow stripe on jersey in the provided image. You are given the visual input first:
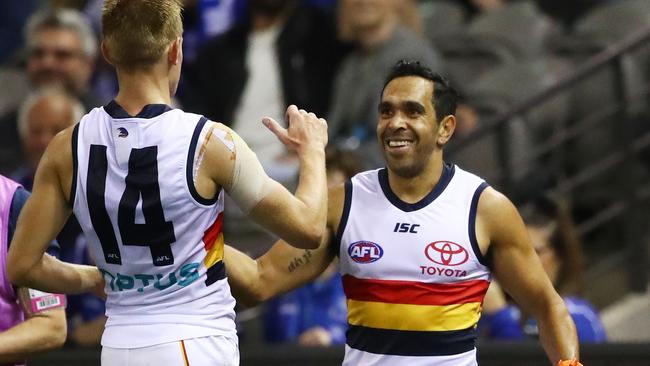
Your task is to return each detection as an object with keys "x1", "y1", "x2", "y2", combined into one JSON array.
[
  {"x1": 202, "y1": 212, "x2": 225, "y2": 285},
  {"x1": 343, "y1": 275, "x2": 489, "y2": 356}
]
